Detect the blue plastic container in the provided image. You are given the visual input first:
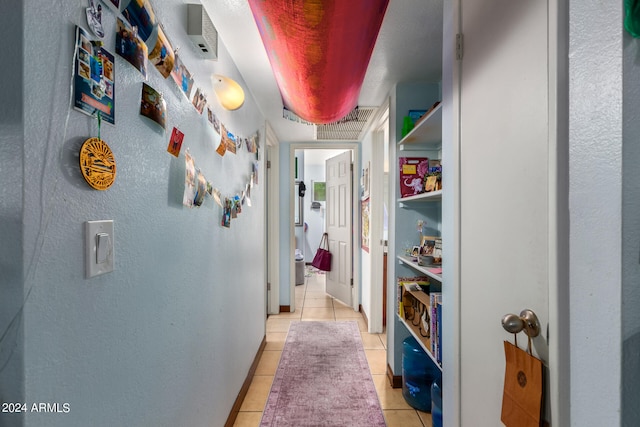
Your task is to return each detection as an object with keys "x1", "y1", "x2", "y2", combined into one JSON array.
[
  {"x1": 431, "y1": 378, "x2": 443, "y2": 427},
  {"x1": 402, "y1": 336, "x2": 440, "y2": 412}
]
